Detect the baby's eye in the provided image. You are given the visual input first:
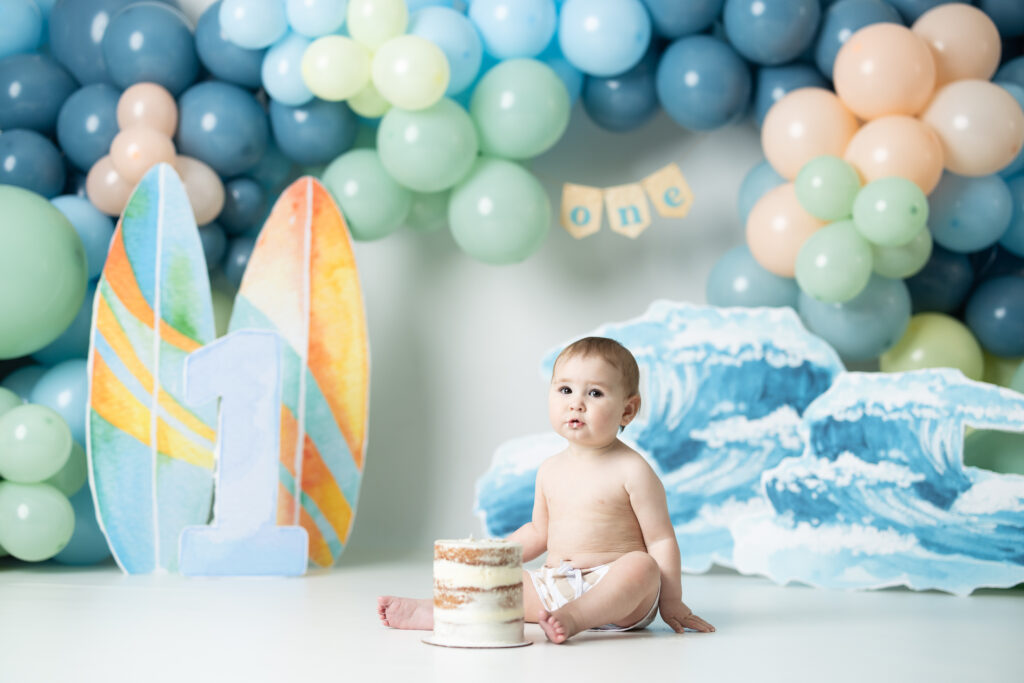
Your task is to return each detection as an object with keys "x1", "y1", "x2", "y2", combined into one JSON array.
[
  {"x1": 559, "y1": 386, "x2": 571, "y2": 394},
  {"x1": 588, "y1": 389, "x2": 603, "y2": 397}
]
